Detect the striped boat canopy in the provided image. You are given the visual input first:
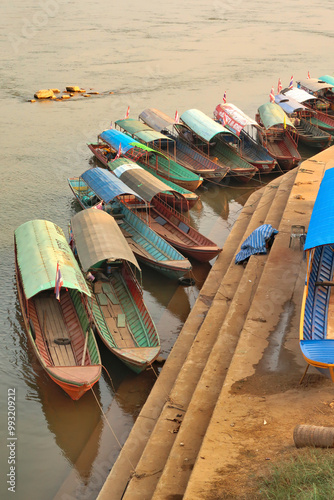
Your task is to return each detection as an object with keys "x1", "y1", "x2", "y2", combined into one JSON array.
[
  {"x1": 257, "y1": 102, "x2": 295, "y2": 130},
  {"x1": 108, "y1": 158, "x2": 179, "y2": 202},
  {"x1": 275, "y1": 94, "x2": 308, "y2": 115},
  {"x1": 14, "y1": 220, "x2": 90, "y2": 299},
  {"x1": 81, "y1": 167, "x2": 145, "y2": 204},
  {"x1": 180, "y1": 109, "x2": 237, "y2": 142},
  {"x1": 304, "y1": 168, "x2": 334, "y2": 251},
  {"x1": 70, "y1": 209, "x2": 140, "y2": 272},
  {"x1": 139, "y1": 108, "x2": 176, "y2": 132},
  {"x1": 214, "y1": 103, "x2": 262, "y2": 136},
  {"x1": 284, "y1": 87, "x2": 317, "y2": 104}
]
